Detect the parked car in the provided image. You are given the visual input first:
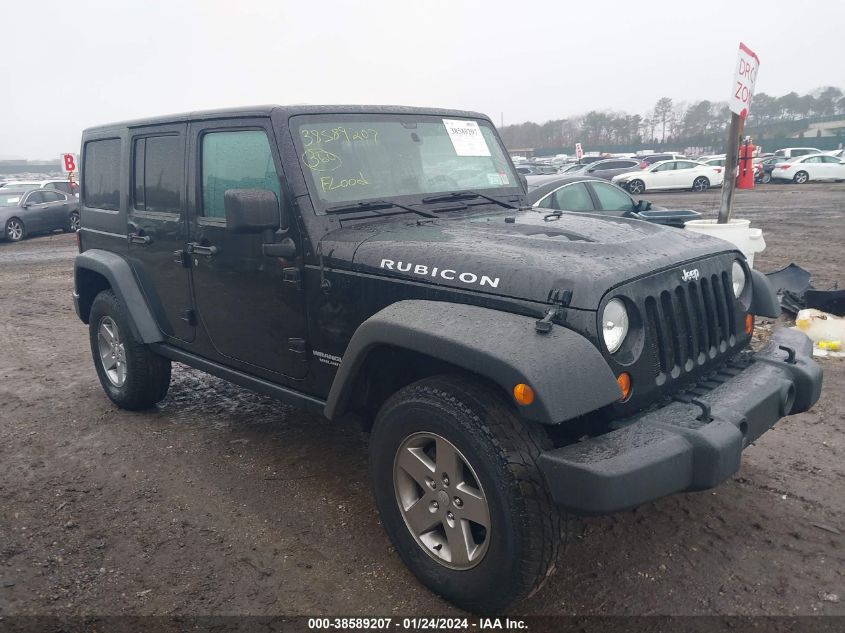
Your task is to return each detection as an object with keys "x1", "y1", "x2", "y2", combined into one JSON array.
[
  {"x1": 770, "y1": 153, "x2": 845, "y2": 183},
  {"x1": 637, "y1": 153, "x2": 686, "y2": 168},
  {"x1": 579, "y1": 158, "x2": 642, "y2": 180},
  {"x1": 577, "y1": 155, "x2": 606, "y2": 165},
  {"x1": 772, "y1": 147, "x2": 822, "y2": 159},
  {"x1": 557, "y1": 163, "x2": 588, "y2": 174},
  {"x1": 0, "y1": 179, "x2": 78, "y2": 196},
  {"x1": 72, "y1": 105, "x2": 820, "y2": 613},
  {"x1": 1, "y1": 187, "x2": 80, "y2": 242},
  {"x1": 701, "y1": 157, "x2": 727, "y2": 168},
  {"x1": 756, "y1": 156, "x2": 784, "y2": 183},
  {"x1": 526, "y1": 176, "x2": 701, "y2": 227},
  {"x1": 515, "y1": 164, "x2": 557, "y2": 176},
  {"x1": 612, "y1": 160, "x2": 724, "y2": 193}
]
